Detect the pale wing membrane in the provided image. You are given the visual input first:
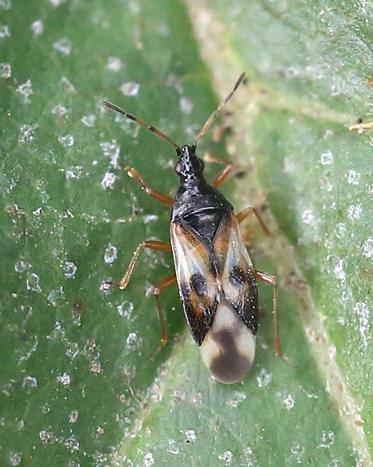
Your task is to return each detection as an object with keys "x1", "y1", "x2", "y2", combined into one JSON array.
[
  {"x1": 170, "y1": 223, "x2": 218, "y2": 345},
  {"x1": 214, "y1": 214, "x2": 258, "y2": 335}
]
